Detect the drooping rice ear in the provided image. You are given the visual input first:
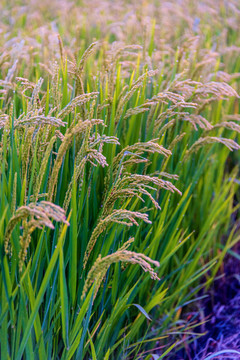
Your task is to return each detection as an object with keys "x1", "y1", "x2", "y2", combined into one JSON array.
[
  {"x1": 82, "y1": 238, "x2": 160, "y2": 300},
  {"x1": 83, "y1": 210, "x2": 152, "y2": 268},
  {"x1": 47, "y1": 118, "x2": 104, "y2": 202},
  {"x1": 183, "y1": 136, "x2": 240, "y2": 161},
  {"x1": 4, "y1": 201, "x2": 69, "y2": 271}
]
